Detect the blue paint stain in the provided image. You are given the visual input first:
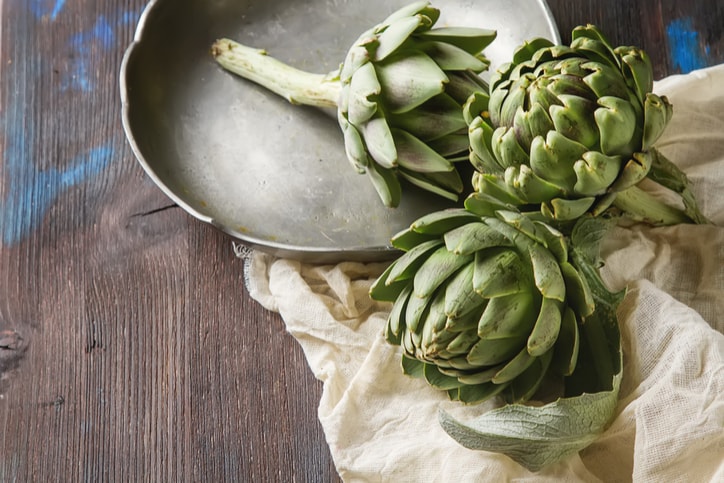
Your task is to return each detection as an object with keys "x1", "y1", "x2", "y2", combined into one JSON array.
[
  {"x1": 0, "y1": 139, "x2": 114, "y2": 245},
  {"x1": 29, "y1": 0, "x2": 67, "y2": 20},
  {"x1": 666, "y1": 17, "x2": 711, "y2": 73},
  {"x1": 0, "y1": 5, "x2": 142, "y2": 245},
  {"x1": 50, "y1": 0, "x2": 66, "y2": 20},
  {"x1": 63, "y1": 9, "x2": 143, "y2": 92}
]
